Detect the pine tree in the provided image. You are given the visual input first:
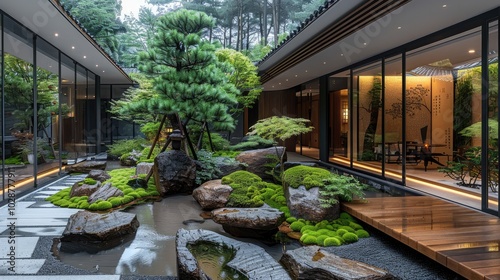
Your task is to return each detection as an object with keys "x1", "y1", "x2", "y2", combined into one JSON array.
[{"x1": 137, "y1": 9, "x2": 239, "y2": 156}]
